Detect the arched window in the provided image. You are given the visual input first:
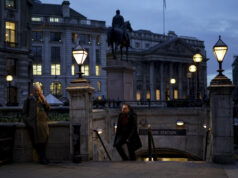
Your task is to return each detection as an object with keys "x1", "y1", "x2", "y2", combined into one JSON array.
[
  {"x1": 50, "y1": 81, "x2": 62, "y2": 97},
  {"x1": 33, "y1": 81, "x2": 43, "y2": 94}
]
